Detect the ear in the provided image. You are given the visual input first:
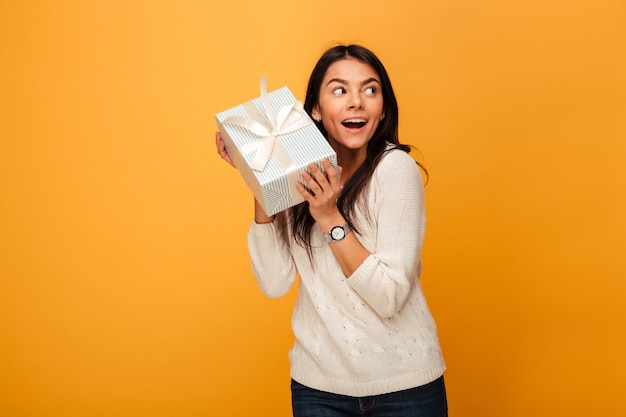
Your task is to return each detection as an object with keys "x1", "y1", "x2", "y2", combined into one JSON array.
[{"x1": 311, "y1": 104, "x2": 321, "y2": 122}]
